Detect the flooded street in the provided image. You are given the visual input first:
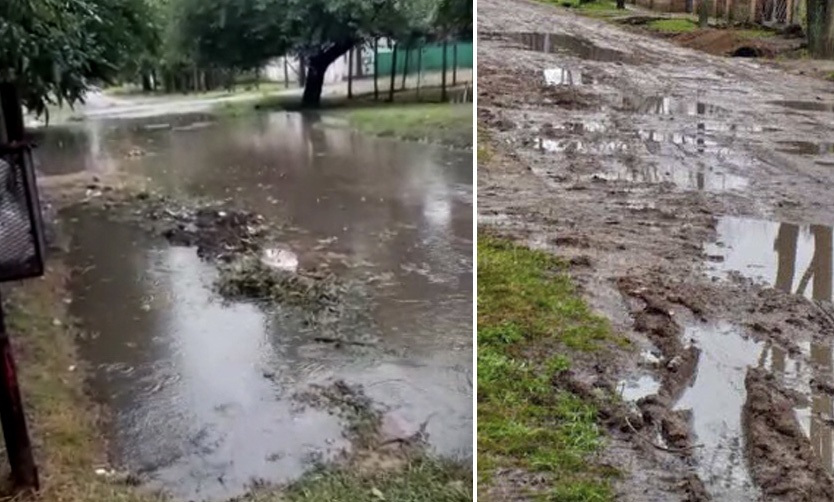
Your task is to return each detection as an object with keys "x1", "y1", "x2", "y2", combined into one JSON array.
[
  {"x1": 478, "y1": 0, "x2": 834, "y2": 499},
  {"x1": 39, "y1": 112, "x2": 472, "y2": 500}
]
